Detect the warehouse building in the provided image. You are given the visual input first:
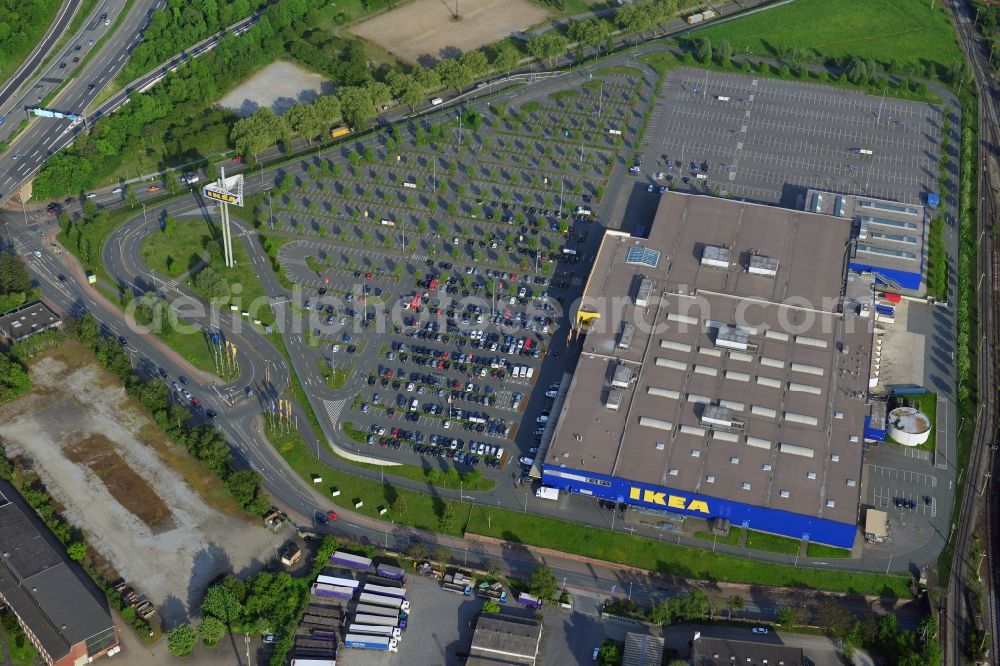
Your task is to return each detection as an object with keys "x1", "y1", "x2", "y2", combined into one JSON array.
[
  {"x1": 543, "y1": 192, "x2": 876, "y2": 548},
  {"x1": 691, "y1": 633, "x2": 805, "y2": 665},
  {"x1": 0, "y1": 301, "x2": 62, "y2": 346},
  {"x1": 805, "y1": 189, "x2": 927, "y2": 295},
  {"x1": 468, "y1": 612, "x2": 542, "y2": 665},
  {"x1": 0, "y1": 481, "x2": 119, "y2": 665}
]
